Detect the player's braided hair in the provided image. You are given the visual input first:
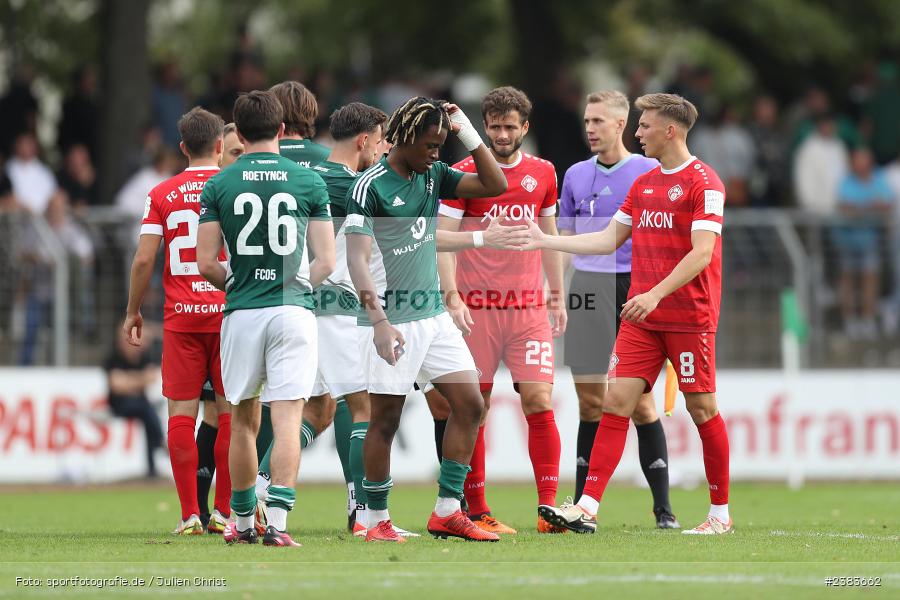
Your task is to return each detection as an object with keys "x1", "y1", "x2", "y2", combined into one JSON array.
[{"x1": 385, "y1": 96, "x2": 451, "y2": 146}]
